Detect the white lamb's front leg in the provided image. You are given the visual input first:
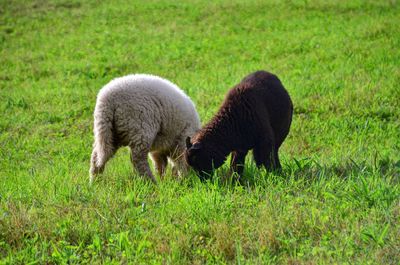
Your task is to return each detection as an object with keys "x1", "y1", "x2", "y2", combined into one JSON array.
[
  {"x1": 170, "y1": 155, "x2": 189, "y2": 179},
  {"x1": 166, "y1": 144, "x2": 187, "y2": 179},
  {"x1": 150, "y1": 151, "x2": 168, "y2": 178}
]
